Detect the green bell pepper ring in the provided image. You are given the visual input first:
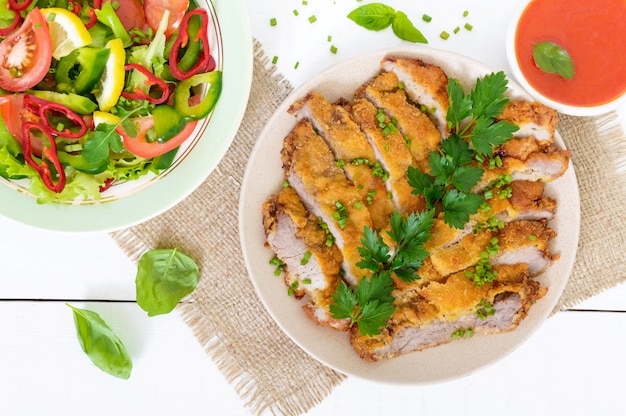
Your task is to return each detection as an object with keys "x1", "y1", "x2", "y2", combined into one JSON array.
[
  {"x1": 27, "y1": 91, "x2": 98, "y2": 115},
  {"x1": 95, "y1": 1, "x2": 132, "y2": 47},
  {"x1": 153, "y1": 105, "x2": 187, "y2": 141},
  {"x1": 173, "y1": 71, "x2": 222, "y2": 120},
  {"x1": 55, "y1": 47, "x2": 110, "y2": 95},
  {"x1": 57, "y1": 151, "x2": 109, "y2": 174}
]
